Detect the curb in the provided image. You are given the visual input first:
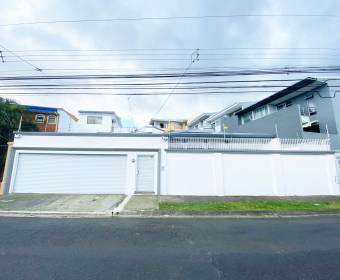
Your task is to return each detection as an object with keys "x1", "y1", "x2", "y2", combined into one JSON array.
[
  {"x1": 120, "y1": 209, "x2": 340, "y2": 218},
  {"x1": 0, "y1": 210, "x2": 113, "y2": 218}
]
